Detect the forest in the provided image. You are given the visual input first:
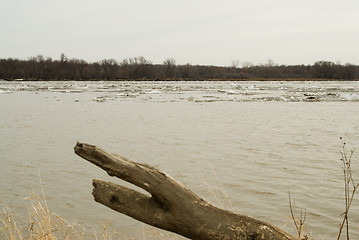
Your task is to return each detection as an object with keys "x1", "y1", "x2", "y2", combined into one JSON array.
[{"x1": 0, "y1": 54, "x2": 358, "y2": 81}]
